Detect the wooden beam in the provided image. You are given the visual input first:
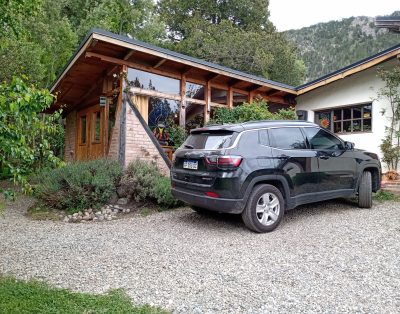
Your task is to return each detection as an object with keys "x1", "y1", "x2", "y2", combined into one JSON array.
[
  {"x1": 180, "y1": 74, "x2": 186, "y2": 127},
  {"x1": 92, "y1": 33, "x2": 297, "y2": 94},
  {"x1": 204, "y1": 81, "x2": 211, "y2": 124},
  {"x1": 107, "y1": 50, "x2": 135, "y2": 76},
  {"x1": 228, "y1": 79, "x2": 241, "y2": 87},
  {"x1": 153, "y1": 58, "x2": 167, "y2": 69},
  {"x1": 86, "y1": 52, "x2": 182, "y2": 81},
  {"x1": 265, "y1": 89, "x2": 281, "y2": 97},
  {"x1": 129, "y1": 86, "x2": 181, "y2": 101},
  {"x1": 228, "y1": 86, "x2": 233, "y2": 109},
  {"x1": 248, "y1": 84, "x2": 263, "y2": 92},
  {"x1": 182, "y1": 66, "x2": 193, "y2": 76},
  {"x1": 207, "y1": 73, "x2": 221, "y2": 81}
]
